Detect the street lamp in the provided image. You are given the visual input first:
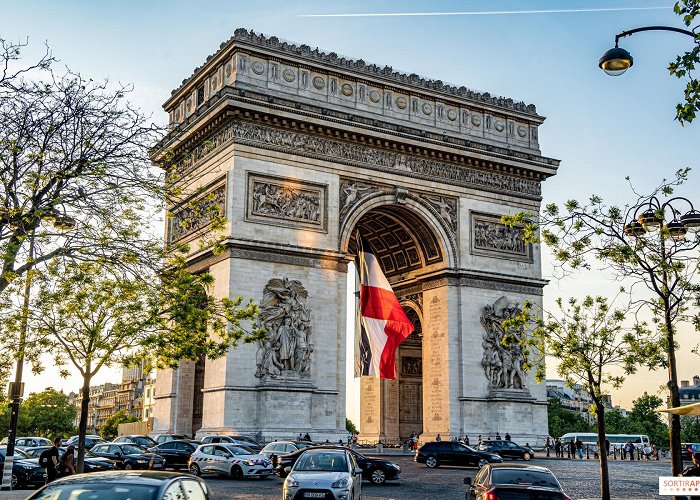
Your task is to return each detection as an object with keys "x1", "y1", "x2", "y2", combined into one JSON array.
[
  {"x1": 623, "y1": 196, "x2": 699, "y2": 477},
  {"x1": 599, "y1": 26, "x2": 699, "y2": 76}
]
